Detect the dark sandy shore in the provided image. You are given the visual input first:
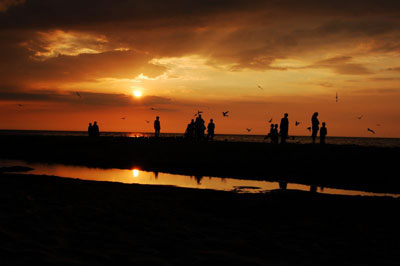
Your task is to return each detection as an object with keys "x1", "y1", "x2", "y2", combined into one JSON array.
[
  {"x1": 1, "y1": 172, "x2": 399, "y2": 265},
  {"x1": 1, "y1": 135, "x2": 399, "y2": 193}
]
